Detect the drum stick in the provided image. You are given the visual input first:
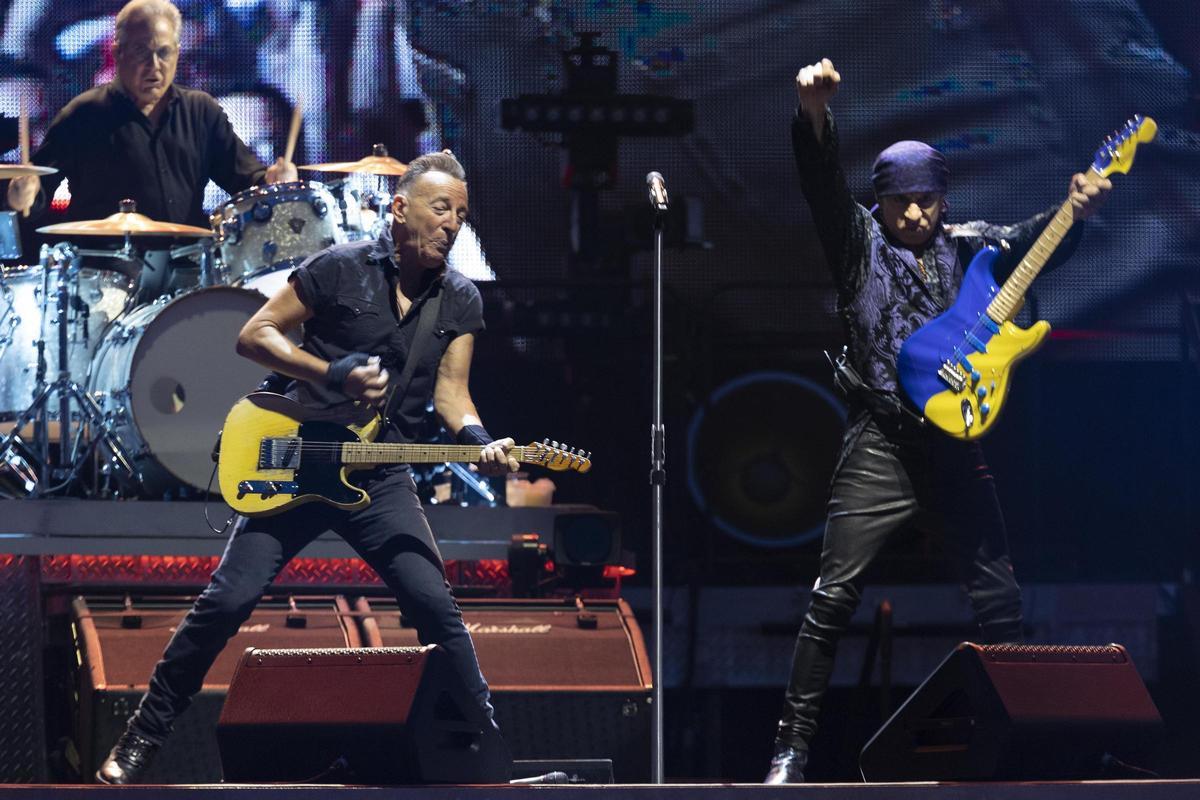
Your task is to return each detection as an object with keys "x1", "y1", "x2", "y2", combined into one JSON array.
[
  {"x1": 18, "y1": 93, "x2": 30, "y2": 164},
  {"x1": 282, "y1": 103, "x2": 302, "y2": 165},
  {"x1": 18, "y1": 93, "x2": 30, "y2": 217}
]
